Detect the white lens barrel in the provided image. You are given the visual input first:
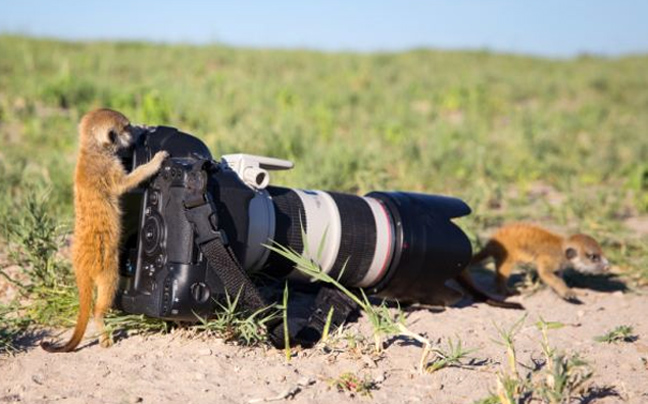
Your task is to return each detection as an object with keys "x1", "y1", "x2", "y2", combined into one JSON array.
[
  {"x1": 246, "y1": 187, "x2": 396, "y2": 289},
  {"x1": 290, "y1": 190, "x2": 342, "y2": 281}
]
